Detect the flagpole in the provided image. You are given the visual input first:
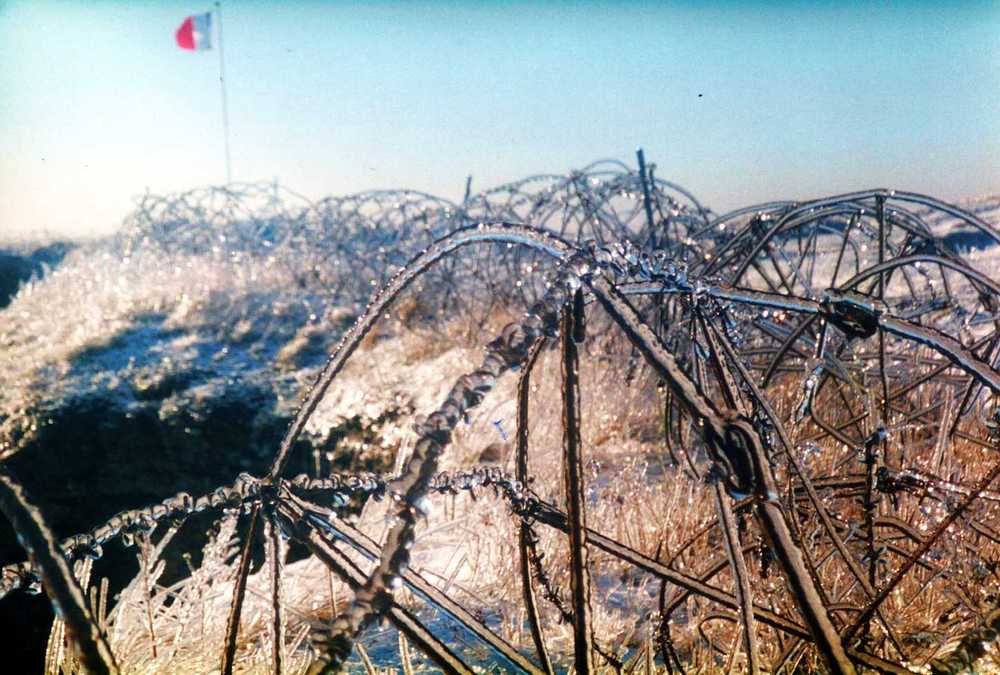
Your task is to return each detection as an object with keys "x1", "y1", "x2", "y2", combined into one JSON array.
[{"x1": 215, "y1": 1, "x2": 232, "y2": 184}]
